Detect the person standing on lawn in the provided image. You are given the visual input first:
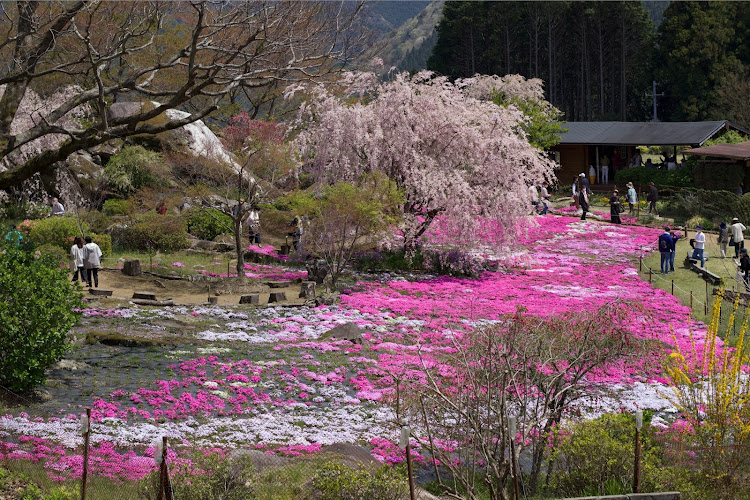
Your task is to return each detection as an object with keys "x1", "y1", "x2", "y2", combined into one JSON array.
[
  {"x1": 578, "y1": 177, "x2": 589, "y2": 221},
  {"x1": 609, "y1": 190, "x2": 622, "y2": 224},
  {"x1": 670, "y1": 229, "x2": 680, "y2": 272},
  {"x1": 647, "y1": 182, "x2": 659, "y2": 216},
  {"x1": 626, "y1": 182, "x2": 637, "y2": 214},
  {"x1": 693, "y1": 225, "x2": 706, "y2": 268},
  {"x1": 658, "y1": 226, "x2": 673, "y2": 274},
  {"x1": 731, "y1": 217, "x2": 746, "y2": 258},
  {"x1": 82, "y1": 236, "x2": 102, "y2": 287},
  {"x1": 718, "y1": 221, "x2": 729, "y2": 259},
  {"x1": 70, "y1": 236, "x2": 87, "y2": 283},
  {"x1": 740, "y1": 248, "x2": 750, "y2": 290}
]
